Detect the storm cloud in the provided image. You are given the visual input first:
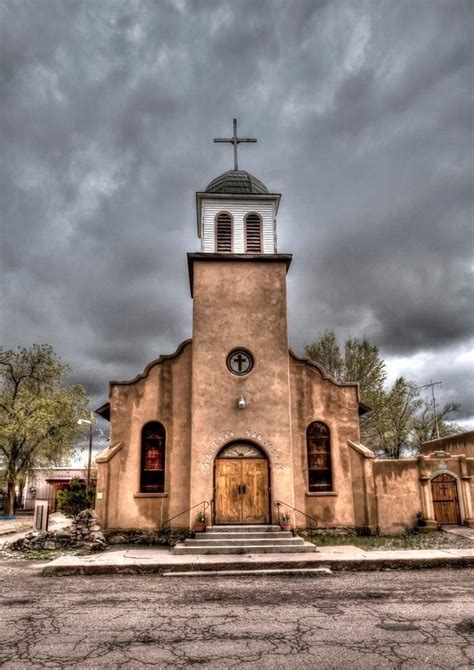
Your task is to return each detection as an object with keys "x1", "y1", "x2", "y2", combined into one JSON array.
[{"x1": 1, "y1": 0, "x2": 473, "y2": 425}]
